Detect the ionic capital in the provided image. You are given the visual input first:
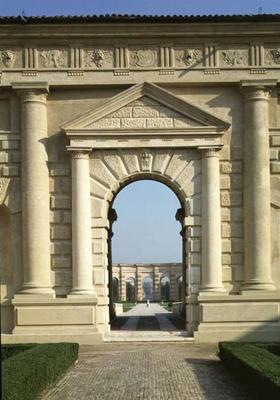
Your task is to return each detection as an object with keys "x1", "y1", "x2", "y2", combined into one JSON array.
[
  {"x1": 239, "y1": 79, "x2": 277, "y2": 101},
  {"x1": 67, "y1": 146, "x2": 92, "y2": 159},
  {"x1": 12, "y1": 82, "x2": 49, "y2": 104},
  {"x1": 198, "y1": 146, "x2": 222, "y2": 158}
]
